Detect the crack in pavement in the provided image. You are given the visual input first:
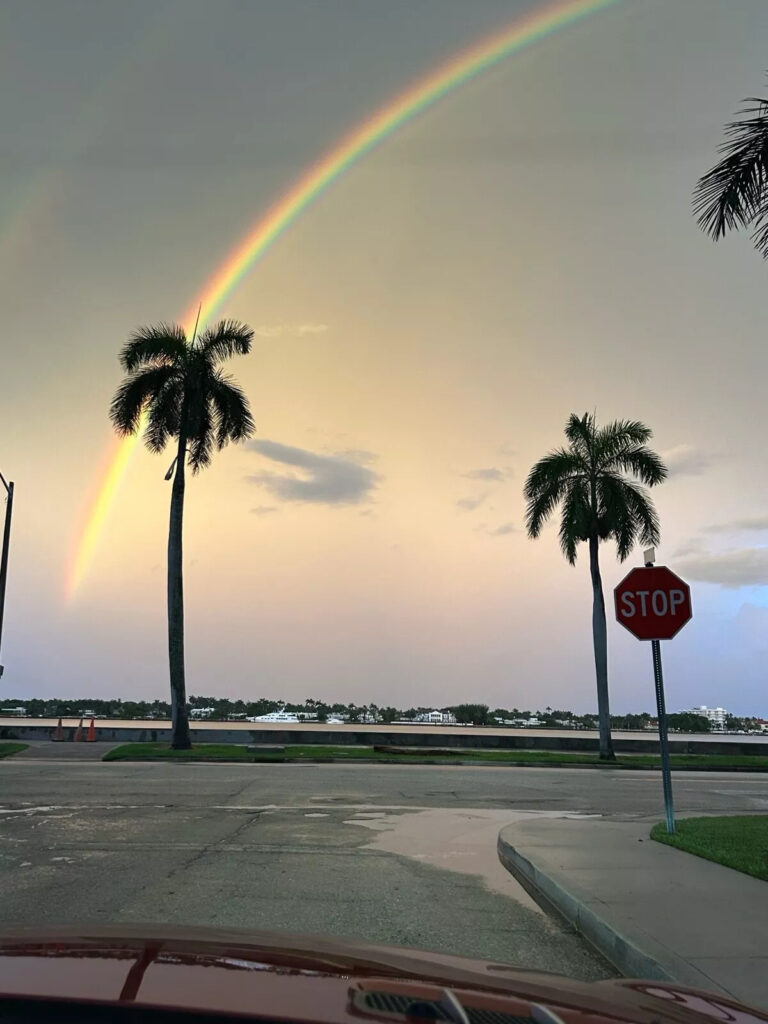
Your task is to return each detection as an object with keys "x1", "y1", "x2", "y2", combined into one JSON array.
[{"x1": 167, "y1": 809, "x2": 264, "y2": 877}]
